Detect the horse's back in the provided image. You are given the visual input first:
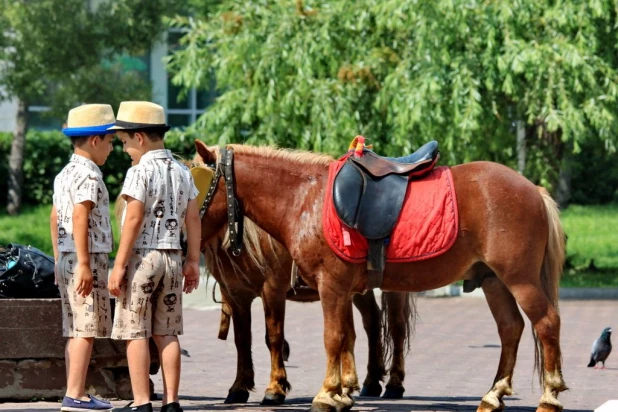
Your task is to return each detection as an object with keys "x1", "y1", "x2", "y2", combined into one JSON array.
[
  {"x1": 450, "y1": 160, "x2": 549, "y2": 261},
  {"x1": 451, "y1": 161, "x2": 545, "y2": 217}
]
